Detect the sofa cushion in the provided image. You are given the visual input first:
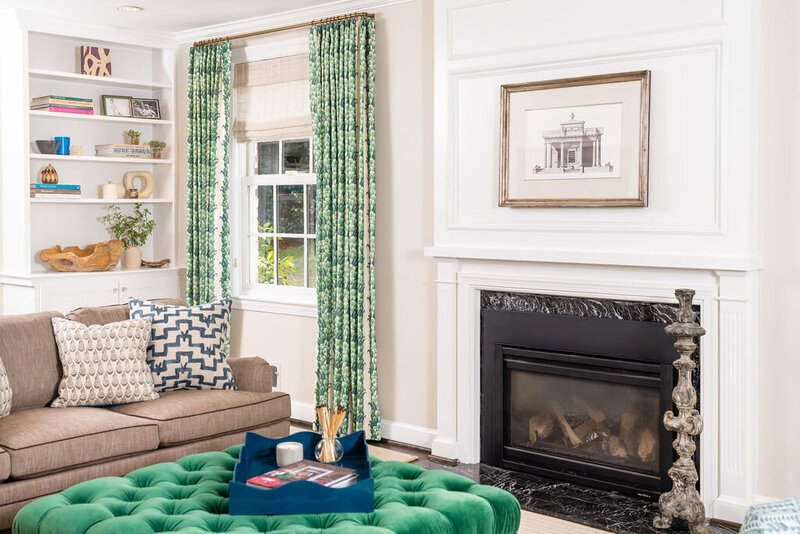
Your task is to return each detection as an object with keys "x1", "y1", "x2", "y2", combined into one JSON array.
[
  {"x1": 129, "y1": 298, "x2": 235, "y2": 392},
  {"x1": 107, "y1": 389, "x2": 290, "y2": 446},
  {"x1": 0, "y1": 448, "x2": 9, "y2": 482},
  {"x1": 50, "y1": 317, "x2": 159, "y2": 408},
  {"x1": 0, "y1": 407, "x2": 159, "y2": 478},
  {"x1": 0, "y1": 358, "x2": 11, "y2": 418},
  {"x1": 66, "y1": 298, "x2": 186, "y2": 326},
  {"x1": 0, "y1": 311, "x2": 64, "y2": 412}
]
